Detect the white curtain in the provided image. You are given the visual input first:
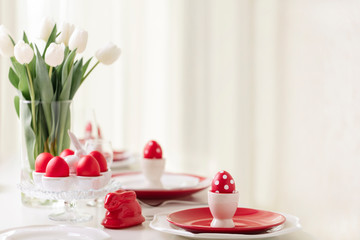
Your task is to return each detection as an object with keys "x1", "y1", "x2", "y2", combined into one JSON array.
[{"x1": 0, "y1": 0, "x2": 359, "y2": 239}]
